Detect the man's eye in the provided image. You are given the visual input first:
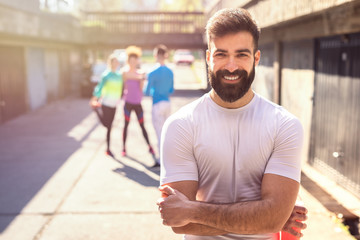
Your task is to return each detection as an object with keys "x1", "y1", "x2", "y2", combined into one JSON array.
[
  {"x1": 215, "y1": 53, "x2": 225, "y2": 57},
  {"x1": 237, "y1": 54, "x2": 248, "y2": 58}
]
